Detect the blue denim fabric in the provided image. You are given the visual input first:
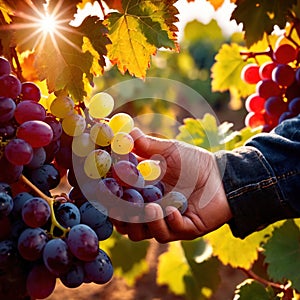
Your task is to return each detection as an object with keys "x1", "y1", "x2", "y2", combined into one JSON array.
[{"x1": 215, "y1": 115, "x2": 300, "y2": 238}]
